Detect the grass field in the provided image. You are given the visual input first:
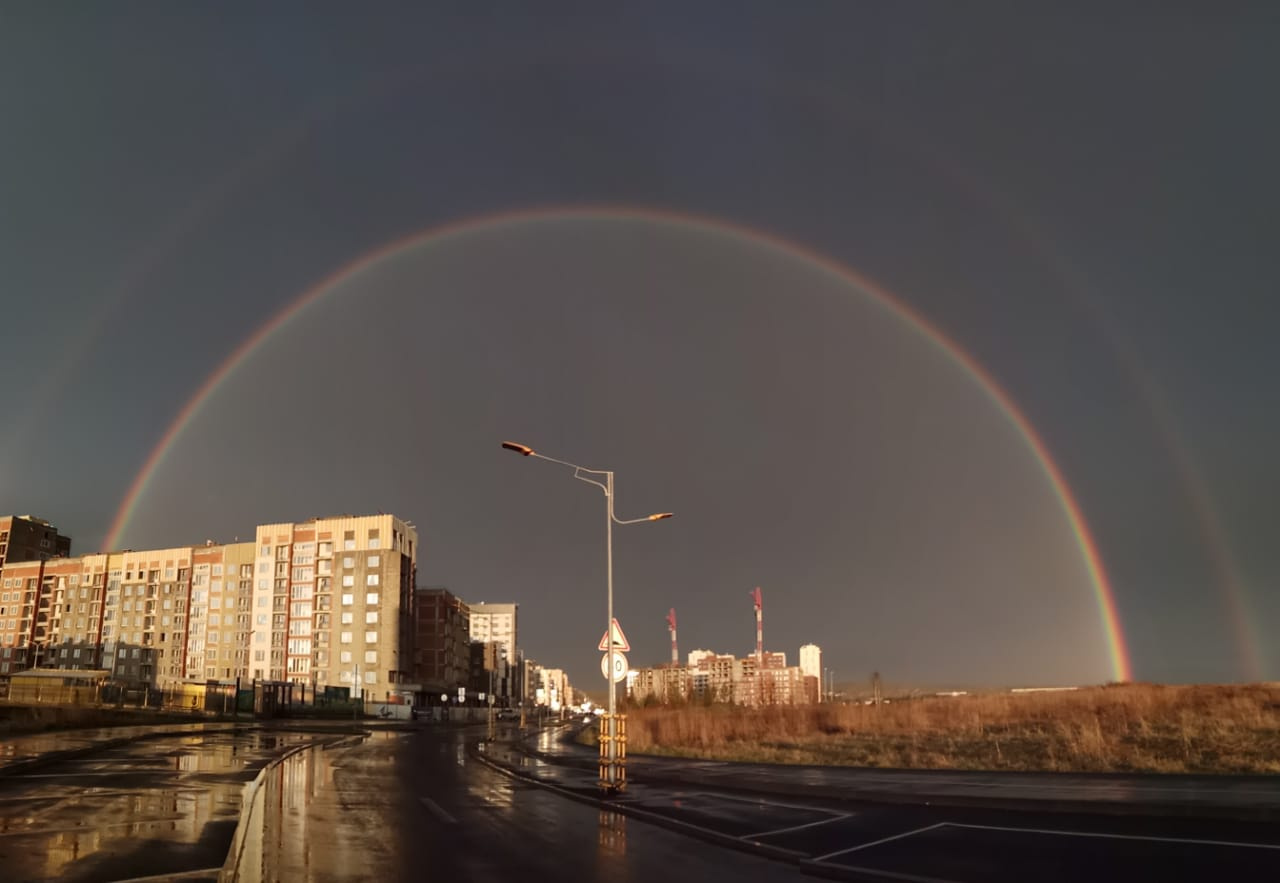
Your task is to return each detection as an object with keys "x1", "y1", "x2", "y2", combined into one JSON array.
[{"x1": 623, "y1": 683, "x2": 1280, "y2": 774}]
